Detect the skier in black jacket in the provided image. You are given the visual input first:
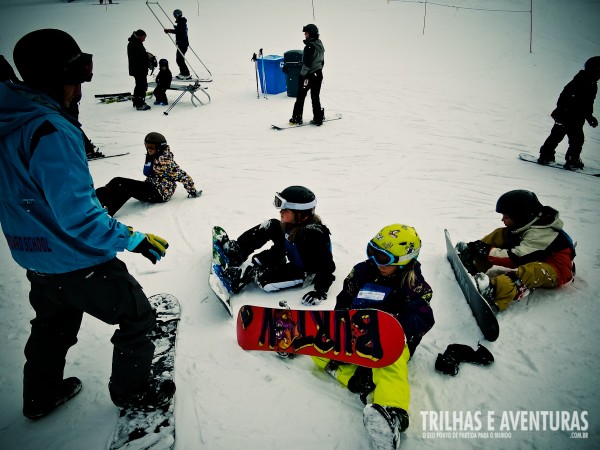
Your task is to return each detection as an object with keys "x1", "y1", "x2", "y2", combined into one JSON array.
[
  {"x1": 127, "y1": 29, "x2": 151, "y2": 111},
  {"x1": 289, "y1": 24, "x2": 325, "y2": 126},
  {"x1": 164, "y1": 9, "x2": 191, "y2": 80},
  {"x1": 538, "y1": 56, "x2": 600, "y2": 169}
]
